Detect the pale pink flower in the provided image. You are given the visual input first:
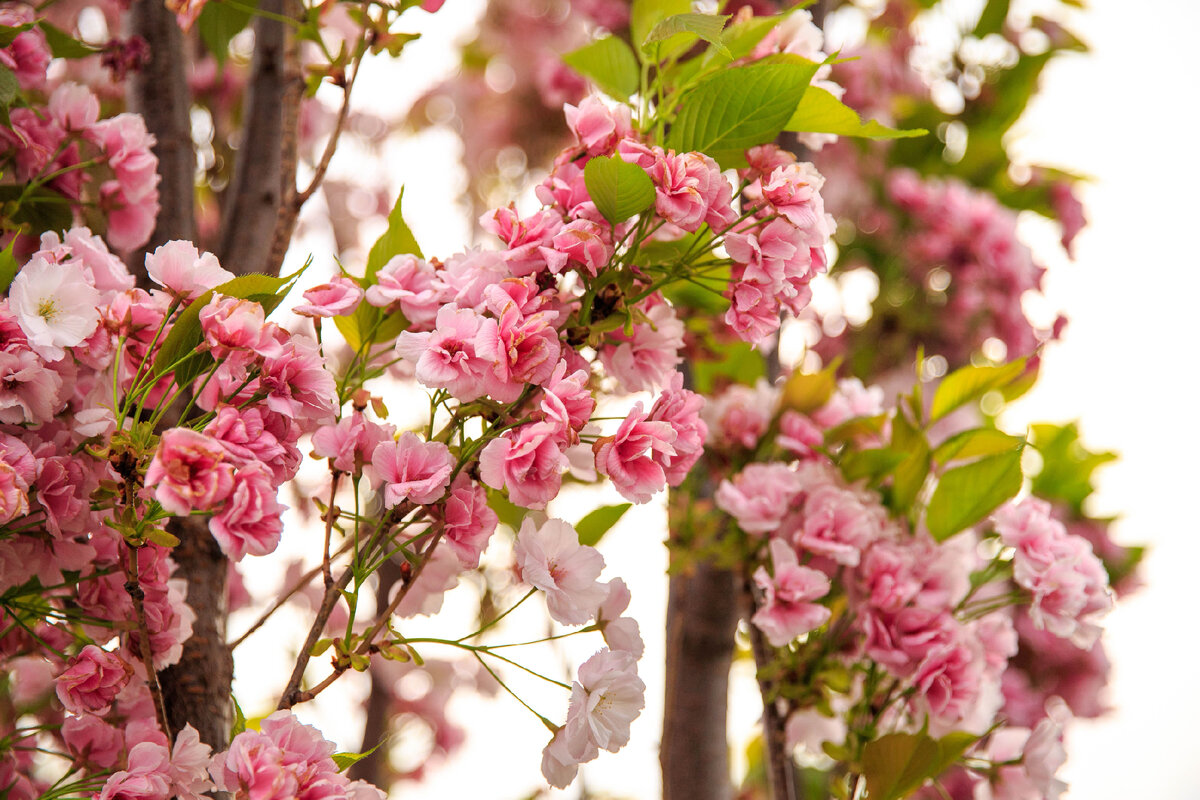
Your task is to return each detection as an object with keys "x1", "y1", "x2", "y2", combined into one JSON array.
[
  {"x1": 61, "y1": 715, "x2": 124, "y2": 769},
  {"x1": 396, "y1": 306, "x2": 489, "y2": 401},
  {"x1": 597, "y1": 578, "x2": 644, "y2": 658},
  {"x1": 541, "y1": 727, "x2": 592, "y2": 789},
  {"x1": 0, "y1": 348, "x2": 64, "y2": 423},
  {"x1": 910, "y1": 635, "x2": 984, "y2": 725},
  {"x1": 209, "y1": 730, "x2": 298, "y2": 800},
  {"x1": 35, "y1": 454, "x2": 91, "y2": 538},
  {"x1": 535, "y1": 360, "x2": 595, "y2": 442},
  {"x1": 564, "y1": 96, "x2": 633, "y2": 156},
  {"x1": 715, "y1": 463, "x2": 804, "y2": 535},
  {"x1": 642, "y1": 149, "x2": 735, "y2": 233},
  {"x1": 167, "y1": 725, "x2": 215, "y2": 800},
  {"x1": 365, "y1": 254, "x2": 442, "y2": 328},
  {"x1": 143, "y1": 241, "x2": 233, "y2": 301},
  {"x1": 552, "y1": 219, "x2": 613, "y2": 276},
  {"x1": 752, "y1": 539, "x2": 831, "y2": 647},
  {"x1": 704, "y1": 379, "x2": 779, "y2": 449},
  {"x1": 778, "y1": 410, "x2": 823, "y2": 457},
  {"x1": 204, "y1": 406, "x2": 302, "y2": 484},
  {"x1": 795, "y1": 480, "x2": 889, "y2": 566},
  {"x1": 97, "y1": 741, "x2": 171, "y2": 800},
  {"x1": 478, "y1": 422, "x2": 566, "y2": 509},
  {"x1": 599, "y1": 297, "x2": 684, "y2": 392},
  {"x1": 0, "y1": 5, "x2": 50, "y2": 90},
  {"x1": 48, "y1": 83, "x2": 100, "y2": 131},
  {"x1": 39, "y1": 227, "x2": 135, "y2": 296},
  {"x1": 370, "y1": 432, "x2": 455, "y2": 507},
  {"x1": 481, "y1": 205, "x2": 568, "y2": 276},
  {"x1": 88, "y1": 114, "x2": 159, "y2": 203},
  {"x1": 55, "y1": 645, "x2": 132, "y2": 715},
  {"x1": 593, "y1": 402, "x2": 677, "y2": 504},
  {"x1": 812, "y1": 378, "x2": 886, "y2": 428},
  {"x1": 759, "y1": 162, "x2": 830, "y2": 241},
  {"x1": 440, "y1": 475, "x2": 498, "y2": 569},
  {"x1": 199, "y1": 295, "x2": 266, "y2": 356},
  {"x1": 258, "y1": 331, "x2": 339, "y2": 428},
  {"x1": 724, "y1": 276, "x2": 782, "y2": 344},
  {"x1": 644, "y1": 373, "x2": 707, "y2": 485},
  {"x1": 101, "y1": 181, "x2": 160, "y2": 253},
  {"x1": 396, "y1": 545, "x2": 461, "y2": 617},
  {"x1": 475, "y1": 304, "x2": 560, "y2": 403},
  {"x1": 146, "y1": 429, "x2": 235, "y2": 515},
  {"x1": 310, "y1": 412, "x2": 394, "y2": 476},
  {"x1": 514, "y1": 518, "x2": 607, "y2": 625},
  {"x1": 209, "y1": 462, "x2": 285, "y2": 561},
  {"x1": 294, "y1": 275, "x2": 363, "y2": 318},
  {"x1": 563, "y1": 648, "x2": 645, "y2": 758},
  {"x1": 438, "y1": 249, "x2": 509, "y2": 311},
  {"x1": 8, "y1": 256, "x2": 102, "y2": 361}
]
